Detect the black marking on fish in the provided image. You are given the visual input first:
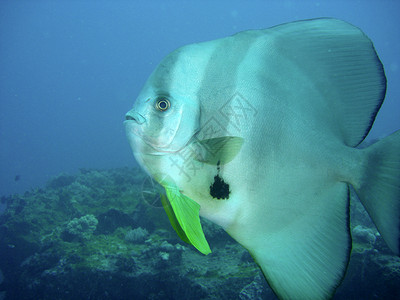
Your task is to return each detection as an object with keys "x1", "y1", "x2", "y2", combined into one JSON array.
[{"x1": 209, "y1": 161, "x2": 230, "y2": 200}]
